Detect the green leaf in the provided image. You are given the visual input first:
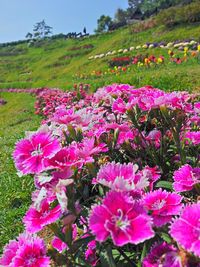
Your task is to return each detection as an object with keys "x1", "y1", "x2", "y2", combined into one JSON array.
[
  {"x1": 70, "y1": 236, "x2": 94, "y2": 253},
  {"x1": 161, "y1": 232, "x2": 172, "y2": 243},
  {"x1": 106, "y1": 246, "x2": 117, "y2": 267},
  {"x1": 155, "y1": 181, "x2": 172, "y2": 190}
]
